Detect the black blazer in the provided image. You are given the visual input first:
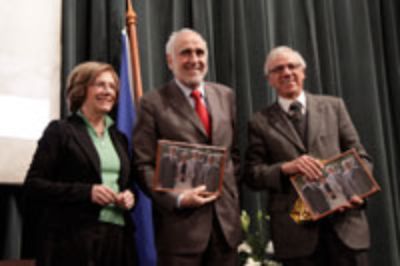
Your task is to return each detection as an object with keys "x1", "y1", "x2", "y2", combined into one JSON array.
[{"x1": 24, "y1": 114, "x2": 134, "y2": 232}]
